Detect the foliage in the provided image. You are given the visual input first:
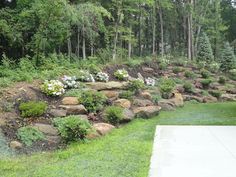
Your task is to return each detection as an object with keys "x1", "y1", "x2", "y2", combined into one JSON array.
[
  {"x1": 41, "y1": 80, "x2": 65, "y2": 96},
  {"x1": 197, "y1": 61, "x2": 207, "y2": 69},
  {"x1": 19, "y1": 101, "x2": 47, "y2": 118},
  {"x1": 119, "y1": 91, "x2": 134, "y2": 100},
  {"x1": 104, "y1": 106, "x2": 124, "y2": 125},
  {"x1": 229, "y1": 69, "x2": 236, "y2": 80},
  {"x1": 173, "y1": 67, "x2": 183, "y2": 74},
  {"x1": 95, "y1": 72, "x2": 109, "y2": 82},
  {"x1": 152, "y1": 94, "x2": 162, "y2": 104},
  {"x1": 76, "y1": 70, "x2": 95, "y2": 82},
  {"x1": 208, "y1": 62, "x2": 220, "y2": 73},
  {"x1": 201, "y1": 79, "x2": 212, "y2": 89},
  {"x1": 53, "y1": 116, "x2": 92, "y2": 142},
  {"x1": 78, "y1": 90, "x2": 107, "y2": 112},
  {"x1": 197, "y1": 32, "x2": 214, "y2": 63},
  {"x1": 209, "y1": 90, "x2": 222, "y2": 99},
  {"x1": 61, "y1": 75, "x2": 79, "y2": 89},
  {"x1": 220, "y1": 42, "x2": 236, "y2": 71},
  {"x1": 183, "y1": 82, "x2": 194, "y2": 93},
  {"x1": 145, "y1": 77, "x2": 156, "y2": 86},
  {"x1": 200, "y1": 69, "x2": 210, "y2": 79},
  {"x1": 159, "y1": 78, "x2": 176, "y2": 98},
  {"x1": 218, "y1": 76, "x2": 226, "y2": 84},
  {"x1": 17, "y1": 126, "x2": 45, "y2": 146},
  {"x1": 158, "y1": 57, "x2": 170, "y2": 70},
  {"x1": 128, "y1": 79, "x2": 145, "y2": 92},
  {"x1": 114, "y1": 69, "x2": 129, "y2": 81},
  {"x1": 184, "y1": 70, "x2": 195, "y2": 79}
]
